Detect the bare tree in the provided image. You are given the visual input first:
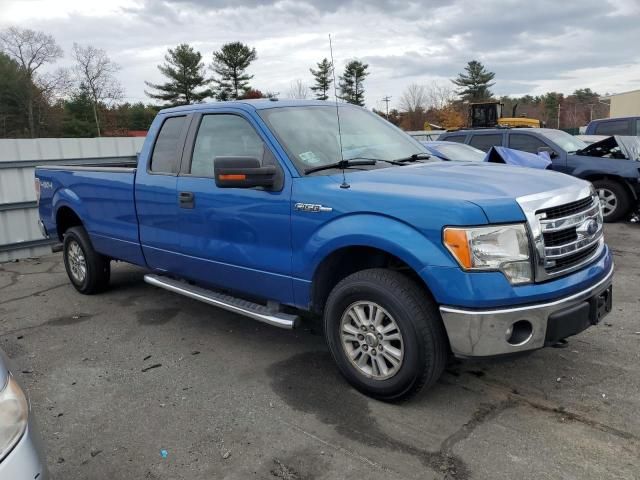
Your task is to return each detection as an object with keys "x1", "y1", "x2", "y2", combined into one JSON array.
[
  {"x1": 0, "y1": 27, "x2": 63, "y2": 137},
  {"x1": 399, "y1": 83, "x2": 428, "y2": 113},
  {"x1": 425, "y1": 81, "x2": 457, "y2": 110},
  {"x1": 287, "y1": 79, "x2": 309, "y2": 99},
  {"x1": 72, "y1": 43, "x2": 123, "y2": 136}
]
